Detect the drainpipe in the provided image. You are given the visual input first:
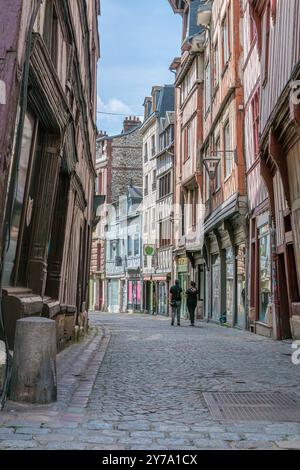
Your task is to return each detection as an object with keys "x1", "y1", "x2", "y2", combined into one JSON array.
[{"x1": 0, "y1": 0, "x2": 42, "y2": 410}]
